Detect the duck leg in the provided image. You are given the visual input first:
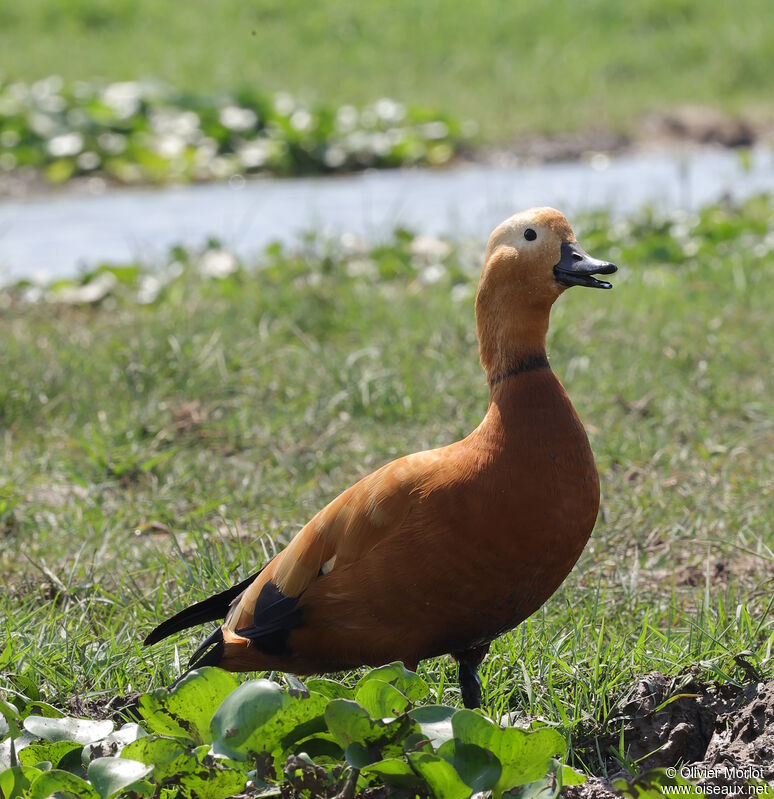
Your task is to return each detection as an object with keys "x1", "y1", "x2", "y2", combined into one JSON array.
[{"x1": 453, "y1": 644, "x2": 489, "y2": 709}]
